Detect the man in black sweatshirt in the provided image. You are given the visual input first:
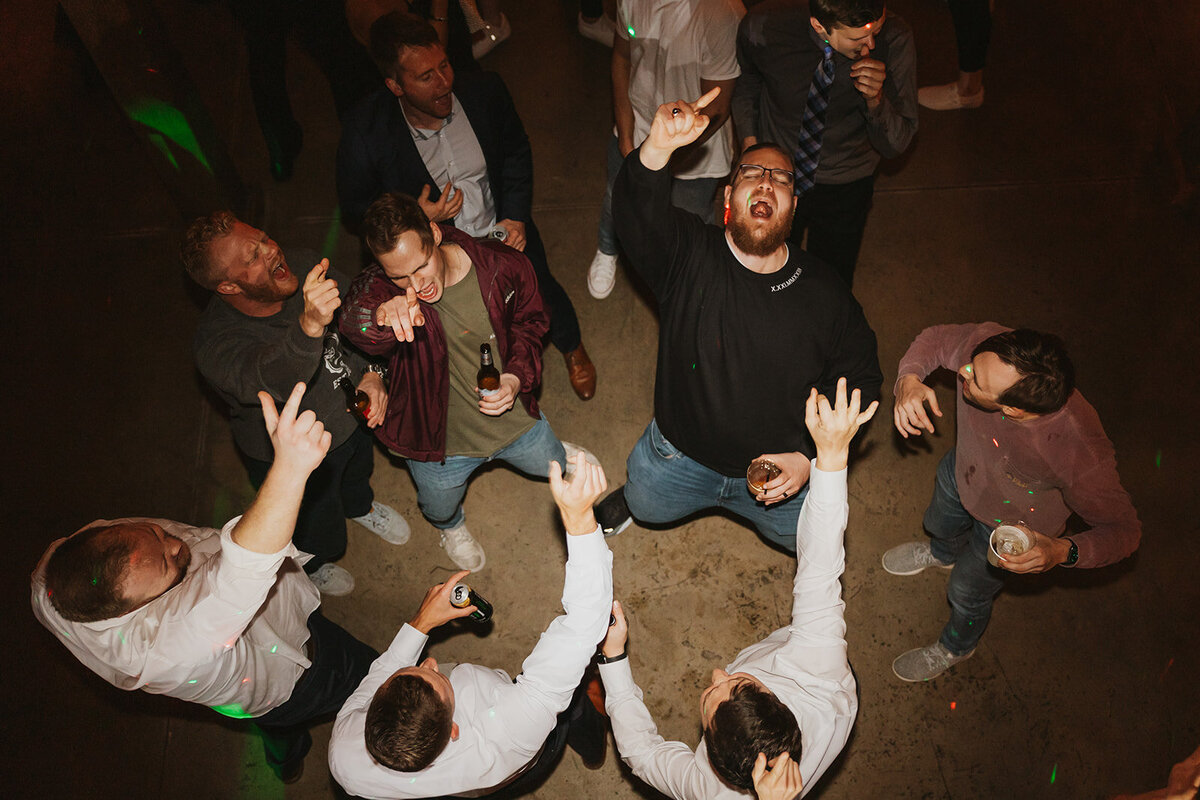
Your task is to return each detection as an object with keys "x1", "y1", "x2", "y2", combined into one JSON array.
[{"x1": 594, "y1": 89, "x2": 882, "y2": 550}]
